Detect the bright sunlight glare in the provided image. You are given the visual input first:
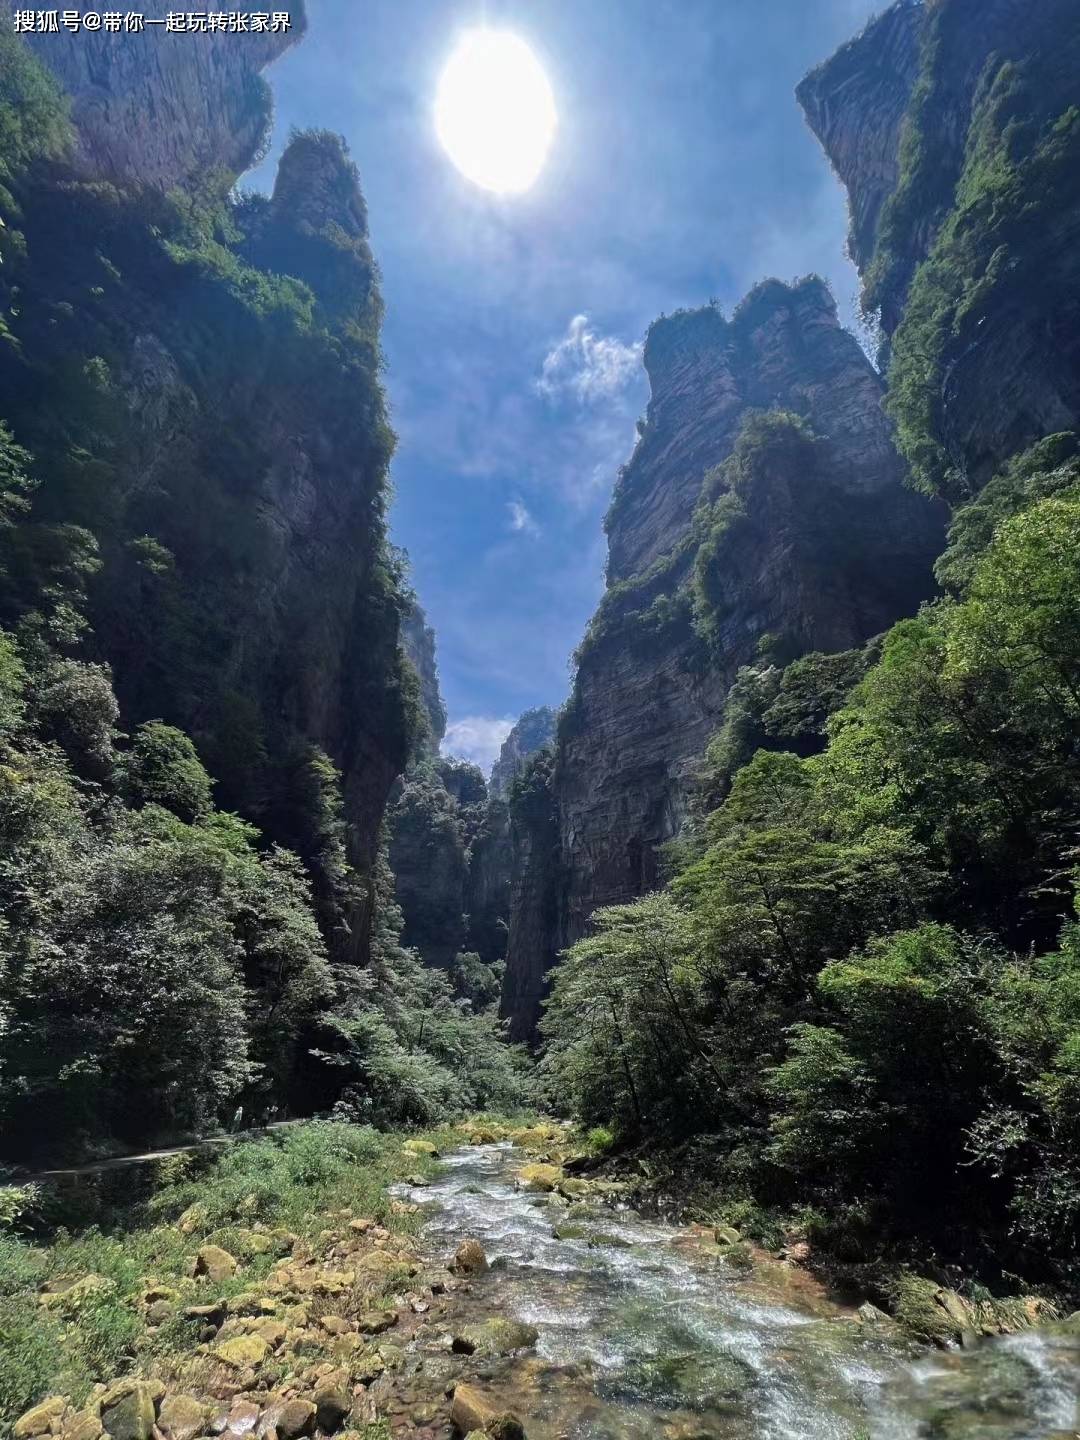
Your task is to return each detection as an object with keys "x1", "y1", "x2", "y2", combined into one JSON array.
[{"x1": 435, "y1": 29, "x2": 557, "y2": 195}]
